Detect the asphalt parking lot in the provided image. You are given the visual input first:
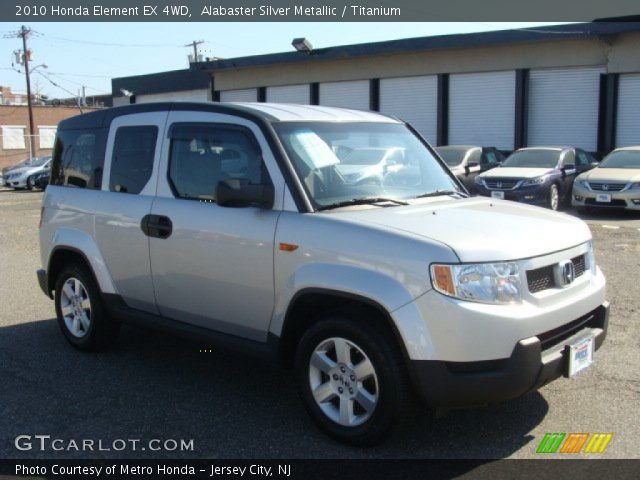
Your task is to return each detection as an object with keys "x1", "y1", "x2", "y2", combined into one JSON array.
[{"x1": 0, "y1": 188, "x2": 638, "y2": 460}]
